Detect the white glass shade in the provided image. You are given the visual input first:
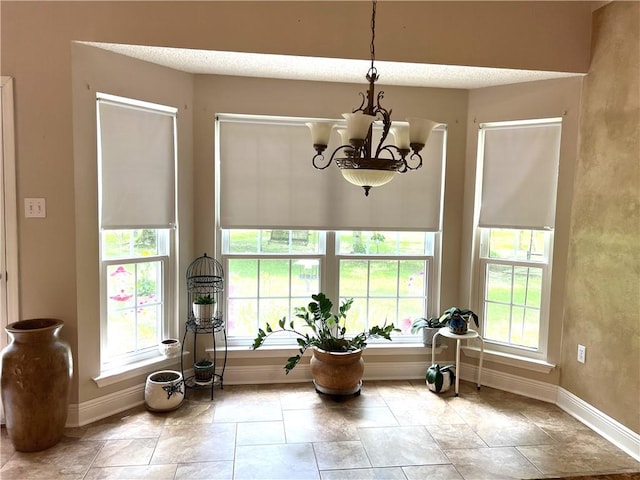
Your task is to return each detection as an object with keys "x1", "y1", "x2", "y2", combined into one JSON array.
[
  {"x1": 306, "y1": 121, "x2": 334, "y2": 146},
  {"x1": 407, "y1": 118, "x2": 439, "y2": 146},
  {"x1": 342, "y1": 112, "x2": 376, "y2": 141},
  {"x1": 390, "y1": 122, "x2": 410, "y2": 149},
  {"x1": 335, "y1": 127, "x2": 351, "y2": 146},
  {"x1": 341, "y1": 169, "x2": 395, "y2": 188}
]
